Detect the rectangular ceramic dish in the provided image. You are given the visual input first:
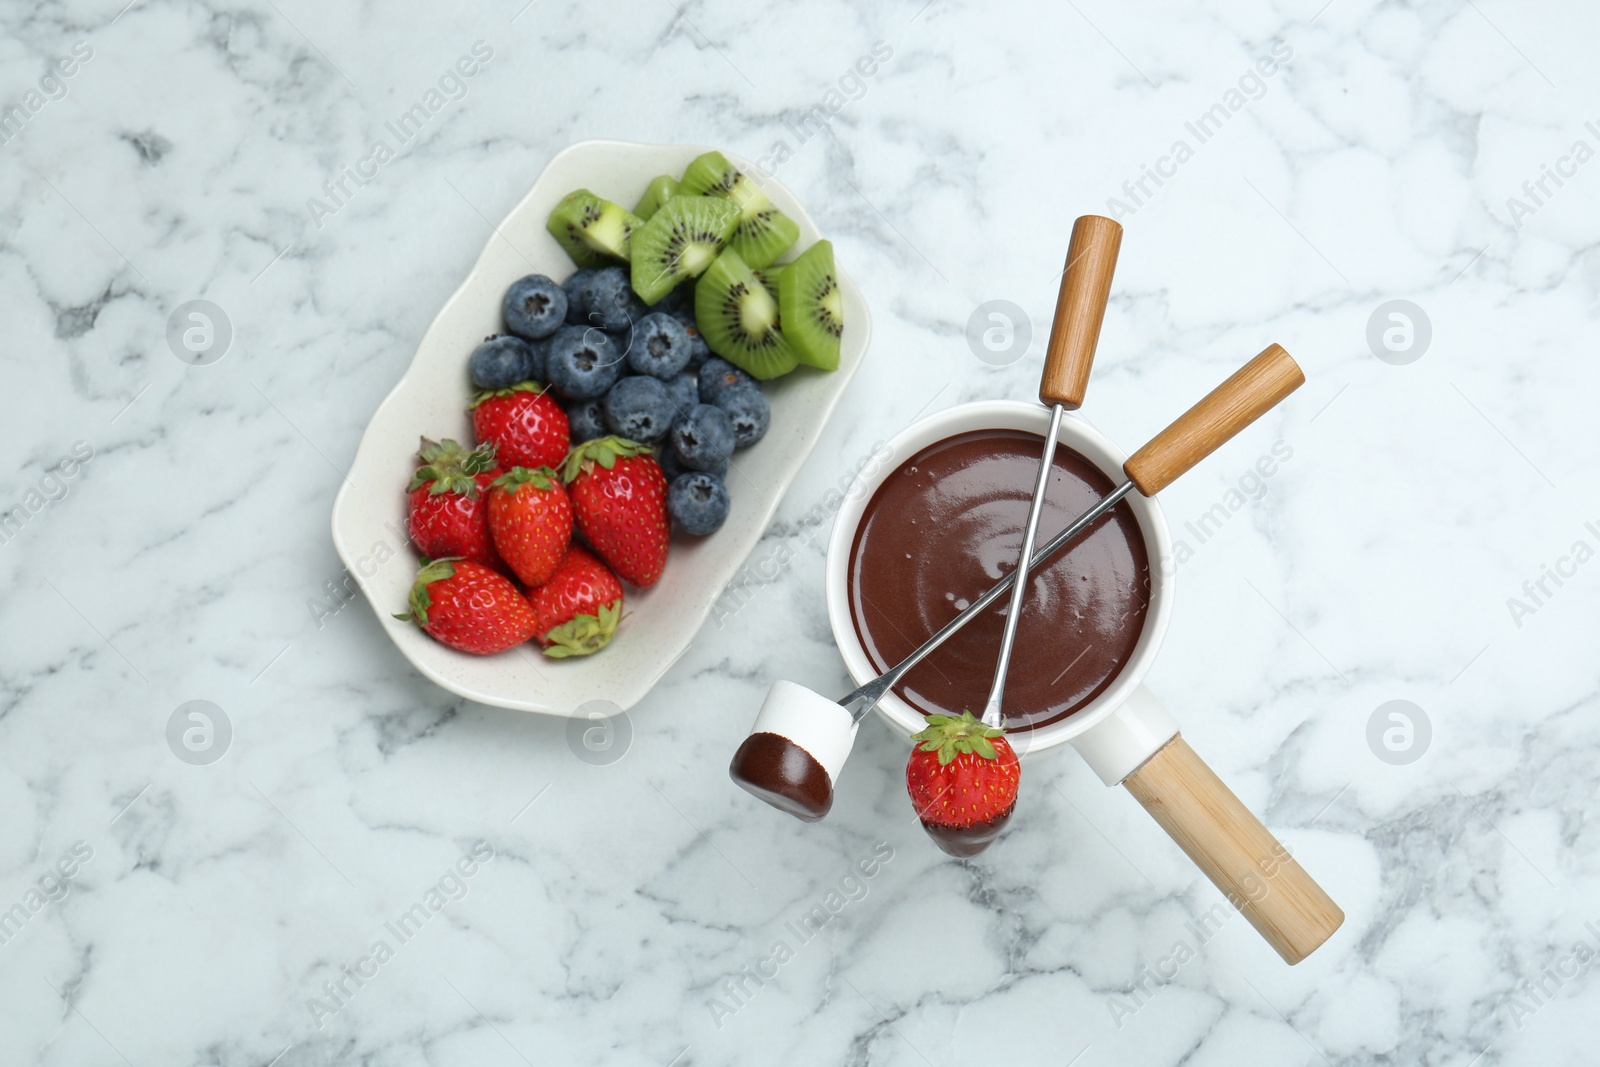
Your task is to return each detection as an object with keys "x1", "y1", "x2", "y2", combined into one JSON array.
[{"x1": 330, "y1": 140, "x2": 870, "y2": 715}]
